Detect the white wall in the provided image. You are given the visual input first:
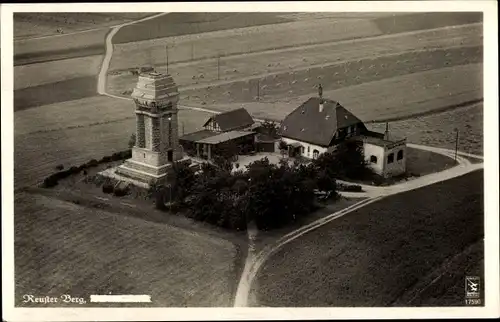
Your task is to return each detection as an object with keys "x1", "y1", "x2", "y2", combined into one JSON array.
[
  {"x1": 363, "y1": 142, "x2": 407, "y2": 177},
  {"x1": 281, "y1": 137, "x2": 327, "y2": 159},
  {"x1": 384, "y1": 144, "x2": 407, "y2": 177},
  {"x1": 363, "y1": 143, "x2": 386, "y2": 175}
]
